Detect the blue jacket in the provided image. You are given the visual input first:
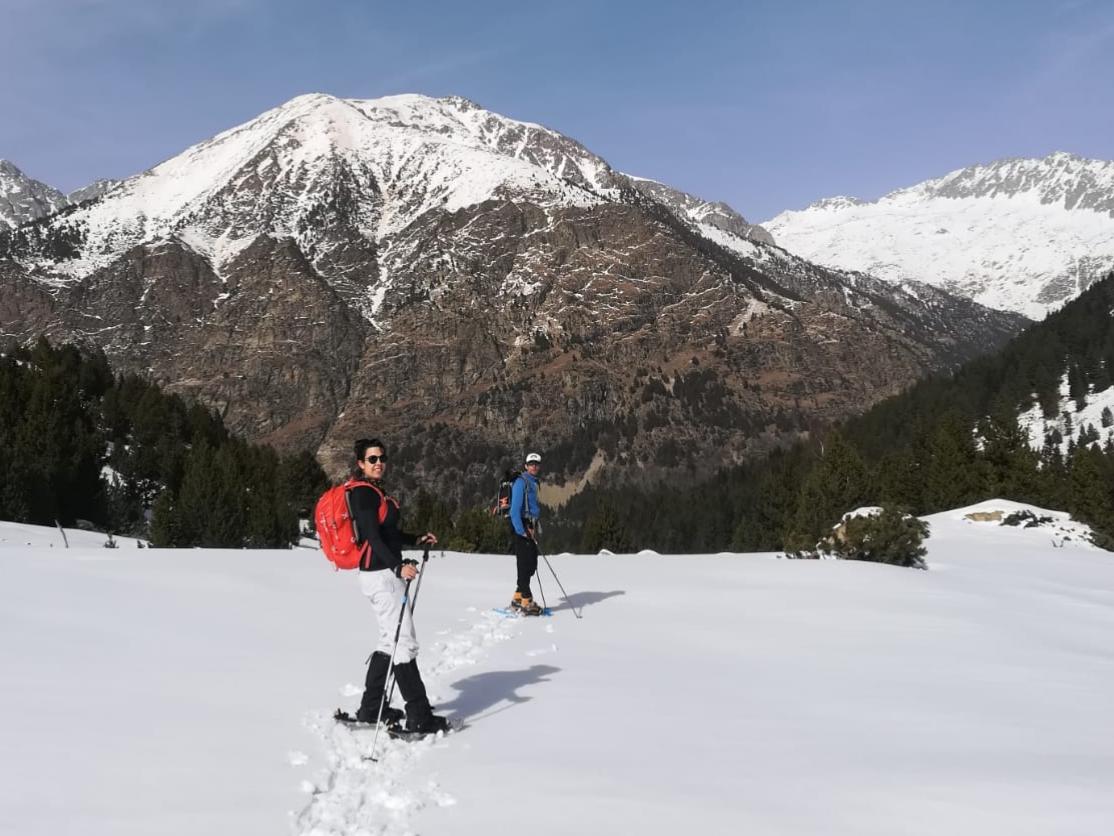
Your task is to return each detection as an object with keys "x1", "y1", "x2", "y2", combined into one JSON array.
[{"x1": 509, "y1": 471, "x2": 540, "y2": 537}]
